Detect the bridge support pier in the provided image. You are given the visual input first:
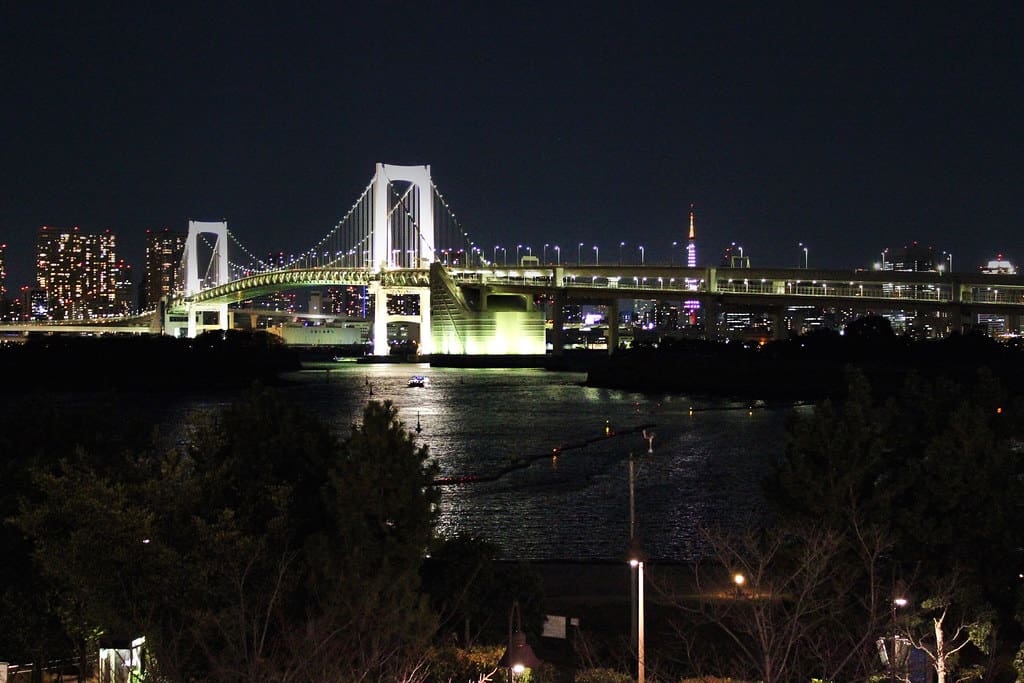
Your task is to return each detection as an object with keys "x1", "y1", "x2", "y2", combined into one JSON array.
[
  {"x1": 419, "y1": 289, "x2": 432, "y2": 355},
  {"x1": 551, "y1": 290, "x2": 567, "y2": 355},
  {"x1": 186, "y1": 302, "x2": 229, "y2": 338},
  {"x1": 371, "y1": 282, "x2": 388, "y2": 356},
  {"x1": 607, "y1": 300, "x2": 619, "y2": 353}
]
